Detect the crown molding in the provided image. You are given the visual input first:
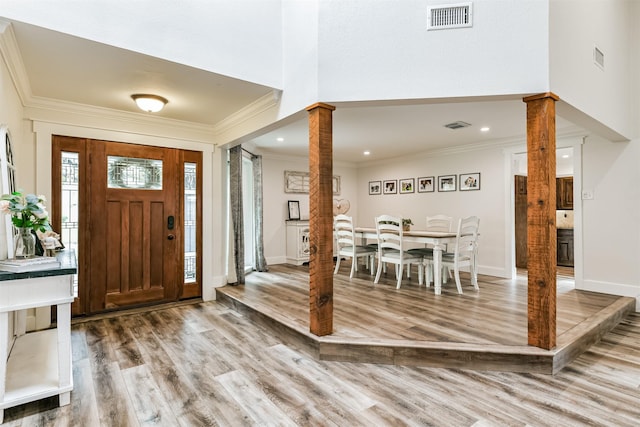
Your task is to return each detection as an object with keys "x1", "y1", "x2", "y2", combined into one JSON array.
[
  {"x1": 213, "y1": 90, "x2": 282, "y2": 135},
  {"x1": 0, "y1": 19, "x2": 32, "y2": 106}
]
